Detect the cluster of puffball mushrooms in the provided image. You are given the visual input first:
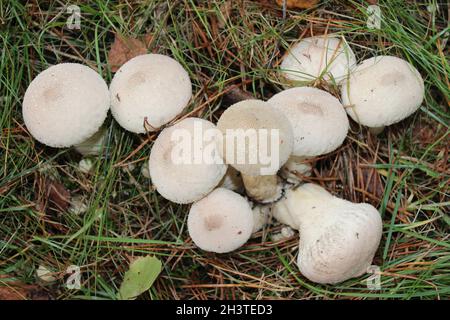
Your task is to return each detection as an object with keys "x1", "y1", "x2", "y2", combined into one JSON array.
[{"x1": 22, "y1": 34, "x2": 424, "y2": 285}]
